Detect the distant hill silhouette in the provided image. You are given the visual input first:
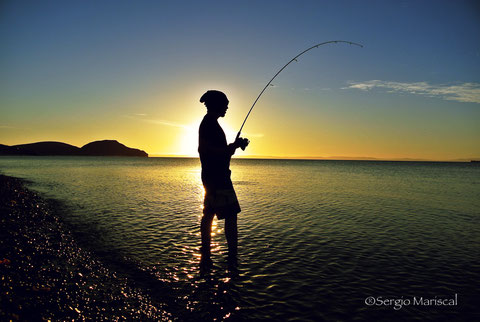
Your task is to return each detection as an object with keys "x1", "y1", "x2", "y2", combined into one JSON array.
[
  {"x1": 0, "y1": 144, "x2": 24, "y2": 155},
  {"x1": 11, "y1": 142, "x2": 82, "y2": 156},
  {"x1": 81, "y1": 140, "x2": 148, "y2": 157},
  {"x1": 0, "y1": 140, "x2": 148, "y2": 157}
]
